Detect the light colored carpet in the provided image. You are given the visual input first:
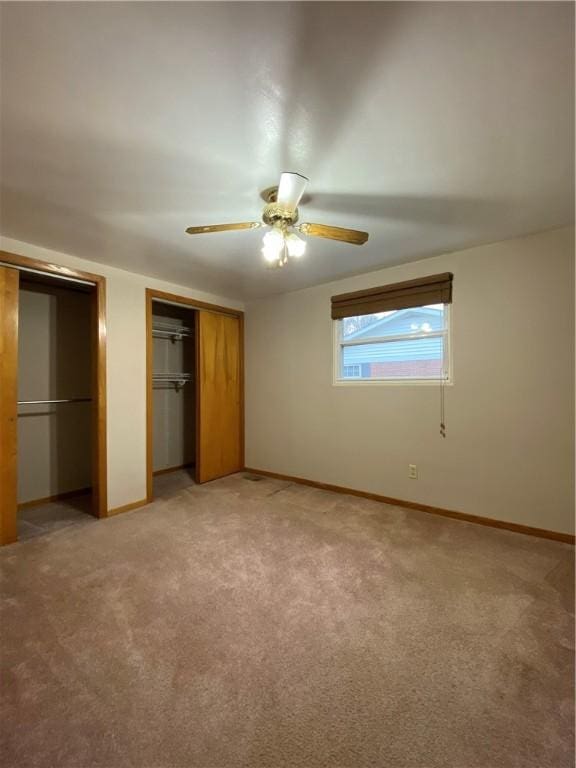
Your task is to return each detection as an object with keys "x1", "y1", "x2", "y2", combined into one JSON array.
[{"x1": 1, "y1": 473, "x2": 573, "y2": 768}]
